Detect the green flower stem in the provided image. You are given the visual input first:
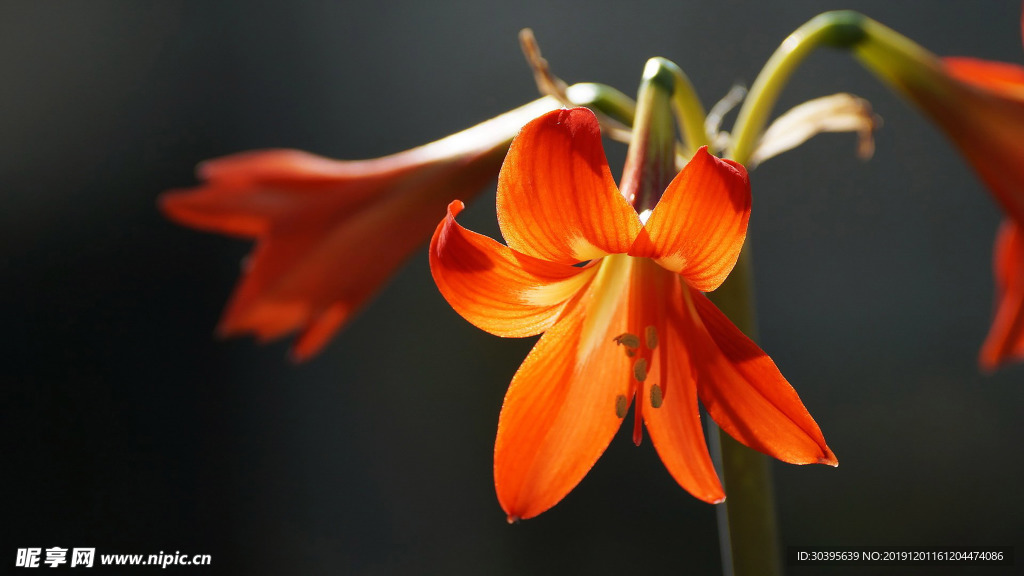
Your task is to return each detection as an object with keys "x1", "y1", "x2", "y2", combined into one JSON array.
[
  {"x1": 622, "y1": 56, "x2": 774, "y2": 576},
  {"x1": 707, "y1": 247, "x2": 781, "y2": 576},
  {"x1": 710, "y1": 13, "x2": 870, "y2": 575},
  {"x1": 661, "y1": 58, "x2": 711, "y2": 153},
  {"x1": 566, "y1": 82, "x2": 637, "y2": 125},
  {"x1": 713, "y1": 18, "x2": 953, "y2": 575},
  {"x1": 567, "y1": 61, "x2": 708, "y2": 156},
  {"x1": 729, "y1": 10, "x2": 868, "y2": 165},
  {"x1": 847, "y1": 17, "x2": 956, "y2": 103}
]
